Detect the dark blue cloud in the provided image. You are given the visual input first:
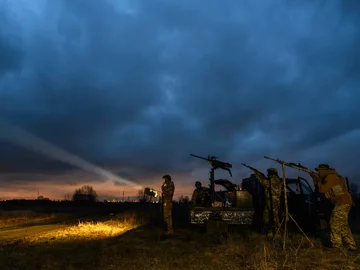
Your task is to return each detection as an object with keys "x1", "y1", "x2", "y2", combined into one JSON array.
[{"x1": 0, "y1": 0, "x2": 359, "y2": 190}]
